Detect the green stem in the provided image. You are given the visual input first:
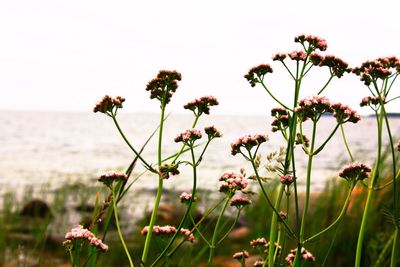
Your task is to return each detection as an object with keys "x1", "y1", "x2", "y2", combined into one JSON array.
[
  {"x1": 208, "y1": 195, "x2": 231, "y2": 267},
  {"x1": 317, "y1": 74, "x2": 334, "y2": 95},
  {"x1": 355, "y1": 109, "x2": 384, "y2": 267},
  {"x1": 112, "y1": 188, "x2": 134, "y2": 267},
  {"x1": 150, "y1": 145, "x2": 198, "y2": 267},
  {"x1": 374, "y1": 231, "x2": 395, "y2": 267},
  {"x1": 267, "y1": 185, "x2": 285, "y2": 267},
  {"x1": 216, "y1": 209, "x2": 241, "y2": 245},
  {"x1": 340, "y1": 124, "x2": 354, "y2": 162},
  {"x1": 299, "y1": 120, "x2": 317, "y2": 241},
  {"x1": 313, "y1": 123, "x2": 340, "y2": 156},
  {"x1": 112, "y1": 116, "x2": 154, "y2": 172},
  {"x1": 305, "y1": 182, "x2": 355, "y2": 243},
  {"x1": 390, "y1": 228, "x2": 399, "y2": 267},
  {"x1": 172, "y1": 115, "x2": 200, "y2": 163},
  {"x1": 141, "y1": 103, "x2": 166, "y2": 265},
  {"x1": 260, "y1": 80, "x2": 292, "y2": 111}
]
